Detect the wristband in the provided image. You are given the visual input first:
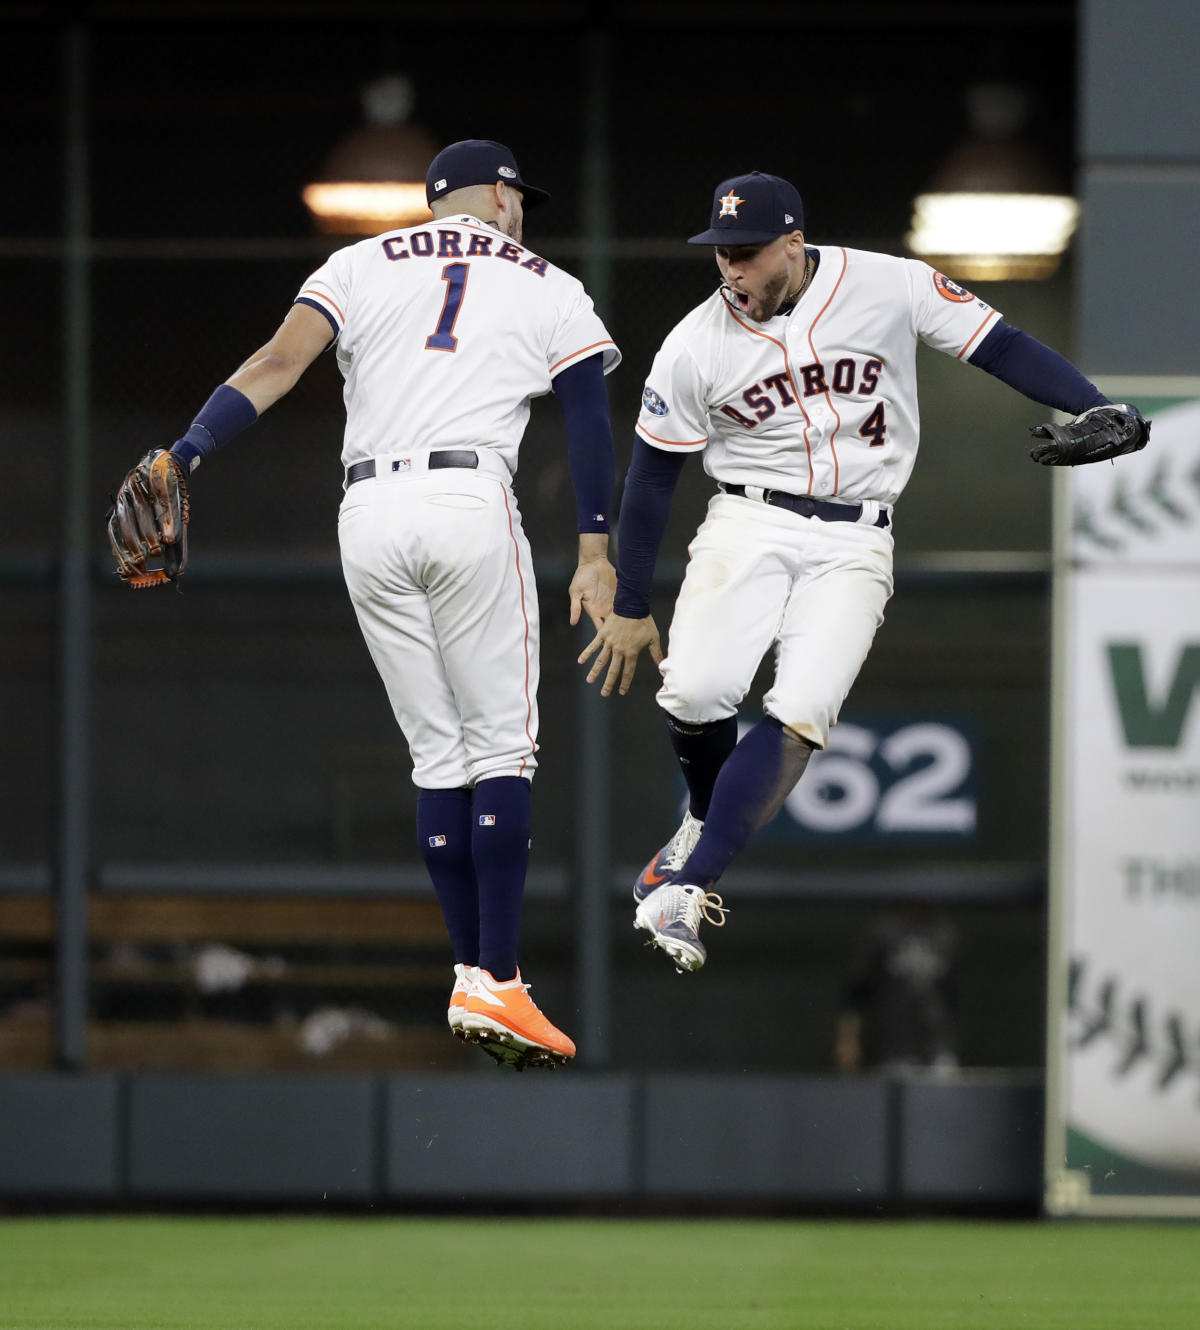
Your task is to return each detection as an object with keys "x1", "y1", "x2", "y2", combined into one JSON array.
[{"x1": 170, "y1": 383, "x2": 259, "y2": 472}]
